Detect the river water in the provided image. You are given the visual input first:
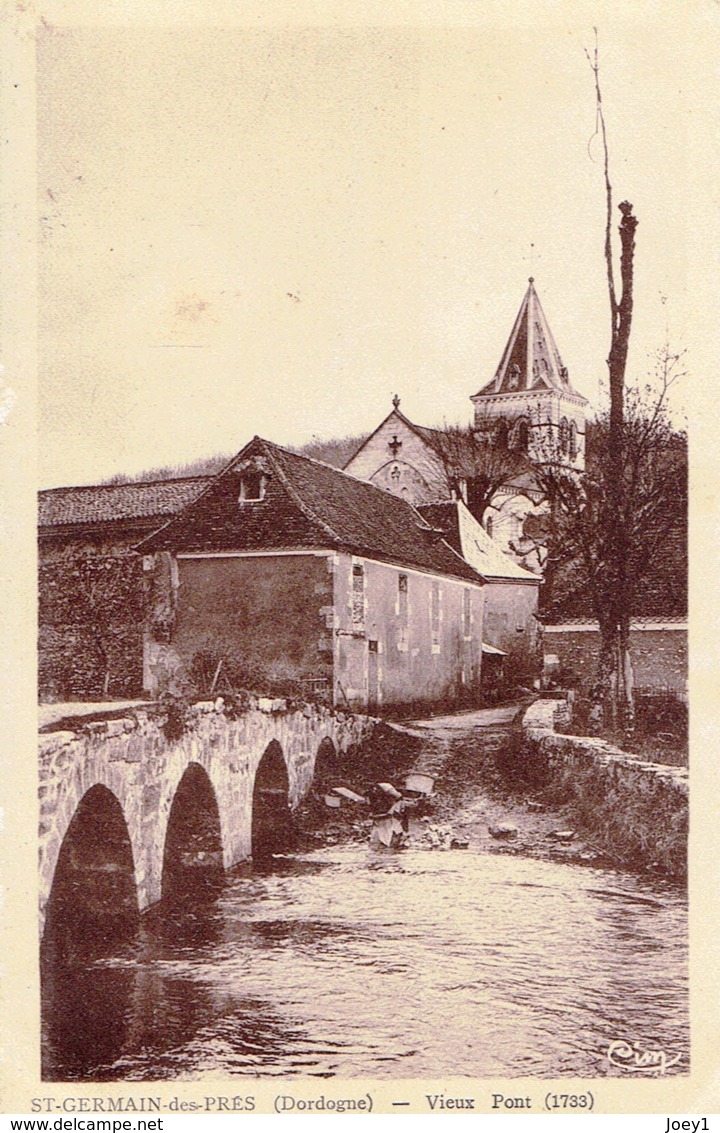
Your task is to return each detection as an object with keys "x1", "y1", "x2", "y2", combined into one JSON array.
[{"x1": 42, "y1": 840, "x2": 688, "y2": 1081}]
